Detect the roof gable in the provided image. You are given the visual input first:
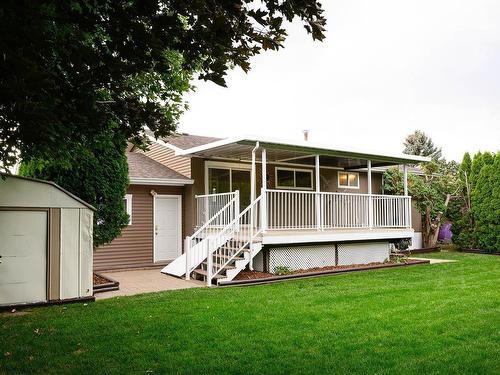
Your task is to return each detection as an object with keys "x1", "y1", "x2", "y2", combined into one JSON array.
[{"x1": 127, "y1": 152, "x2": 192, "y2": 182}]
